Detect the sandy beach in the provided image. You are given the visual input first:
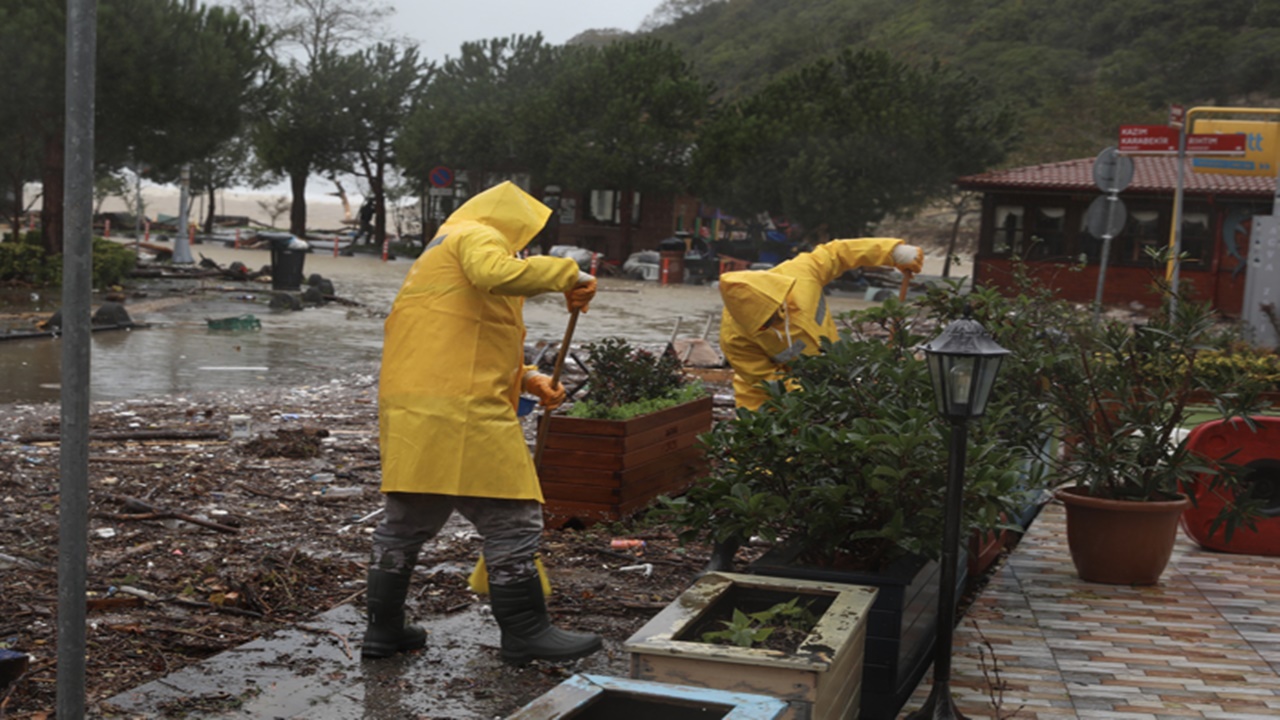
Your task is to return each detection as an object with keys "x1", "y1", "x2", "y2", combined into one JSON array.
[{"x1": 12, "y1": 181, "x2": 356, "y2": 233}]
